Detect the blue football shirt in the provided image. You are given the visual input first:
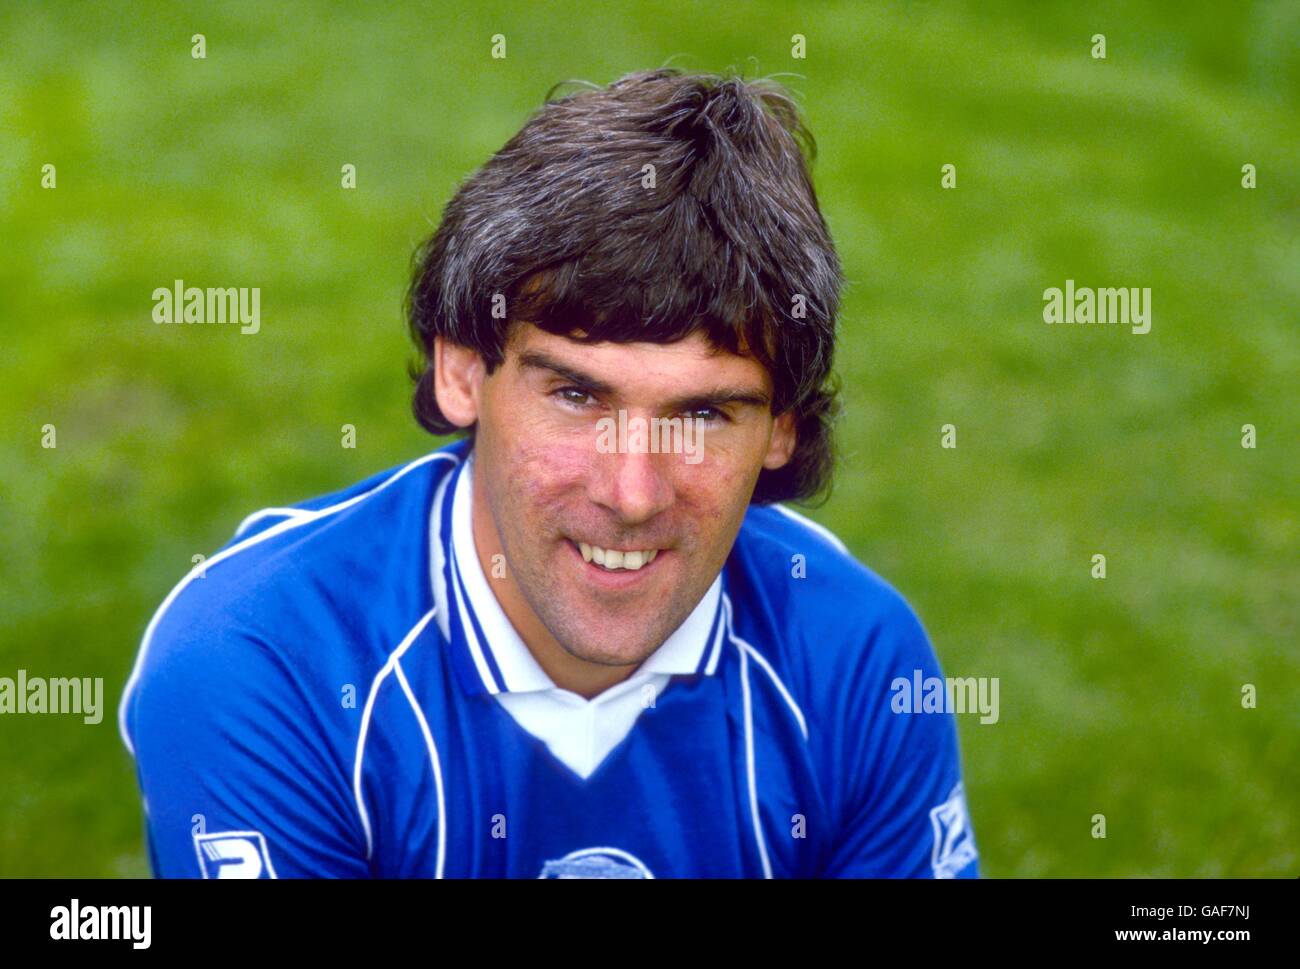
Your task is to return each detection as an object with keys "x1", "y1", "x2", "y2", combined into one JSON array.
[{"x1": 119, "y1": 437, "x2": 979, "y2": 878}]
